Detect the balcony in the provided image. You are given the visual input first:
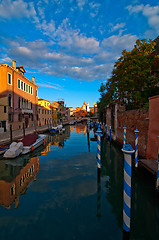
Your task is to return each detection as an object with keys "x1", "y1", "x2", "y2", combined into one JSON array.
[{"x1": 22, "y1": 108, "x2": 33, "y2": 114}]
